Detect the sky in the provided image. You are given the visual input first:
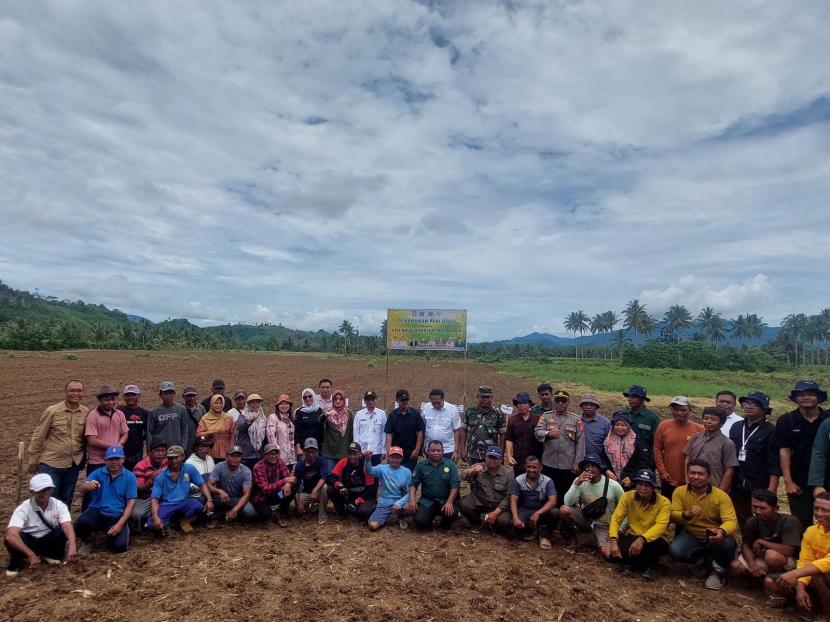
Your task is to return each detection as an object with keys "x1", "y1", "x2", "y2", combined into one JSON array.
[{"x1": 2, "y1": 1, "x2": 829, "y2": 341}]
